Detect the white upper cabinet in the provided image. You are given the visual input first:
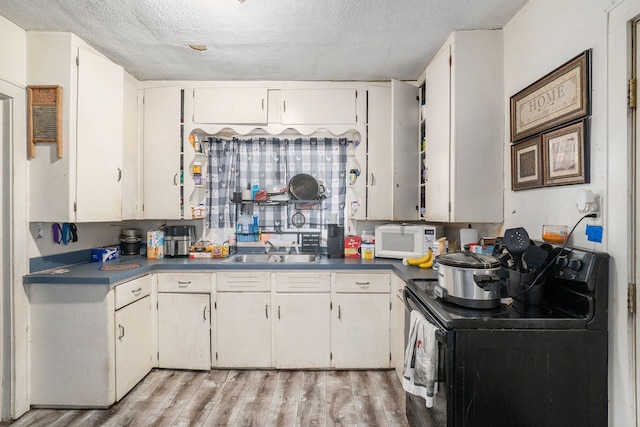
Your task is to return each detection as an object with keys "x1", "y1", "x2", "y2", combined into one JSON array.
[
  {"x1": 28, "y1": 33, "x2": 124, "y2": 222},
  {"x1": 76, "y1": 47, "x2": 124, "y2": 222},
  {"x1": 366, "y1": 81, "x2": 419, "y2": 221},
  {"x1": 143, "y1": 86, "x2": 182, "y2": 220},
  {"x1": 280, "y1": 88, "x2": 357, "y2": 124},
  {"x1": 423, "y1": 30, "x2": 504, "y2": 223},
  {"x1": 193, "y1": 87, "x2": 268, "y2": 124},
  {"x1": 122, "y1": 75, "x2": 143, "y2": 220}
]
